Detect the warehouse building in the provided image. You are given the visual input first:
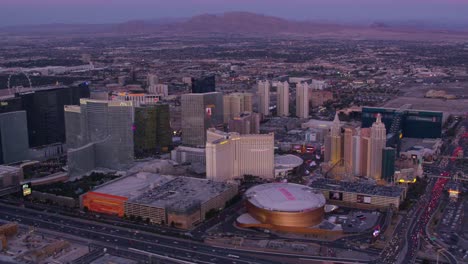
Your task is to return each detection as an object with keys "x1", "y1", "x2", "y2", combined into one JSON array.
[{"x1": 80, "y1": 173, "x2": 237, "y2": 229}]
